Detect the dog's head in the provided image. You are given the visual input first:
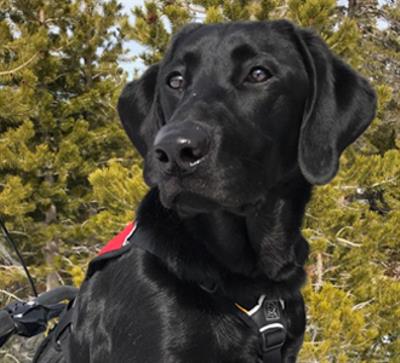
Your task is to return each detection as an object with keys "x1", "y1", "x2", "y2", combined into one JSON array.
[{"x1": 118, "y1": 21, "x2": 376, "y2": 217}]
